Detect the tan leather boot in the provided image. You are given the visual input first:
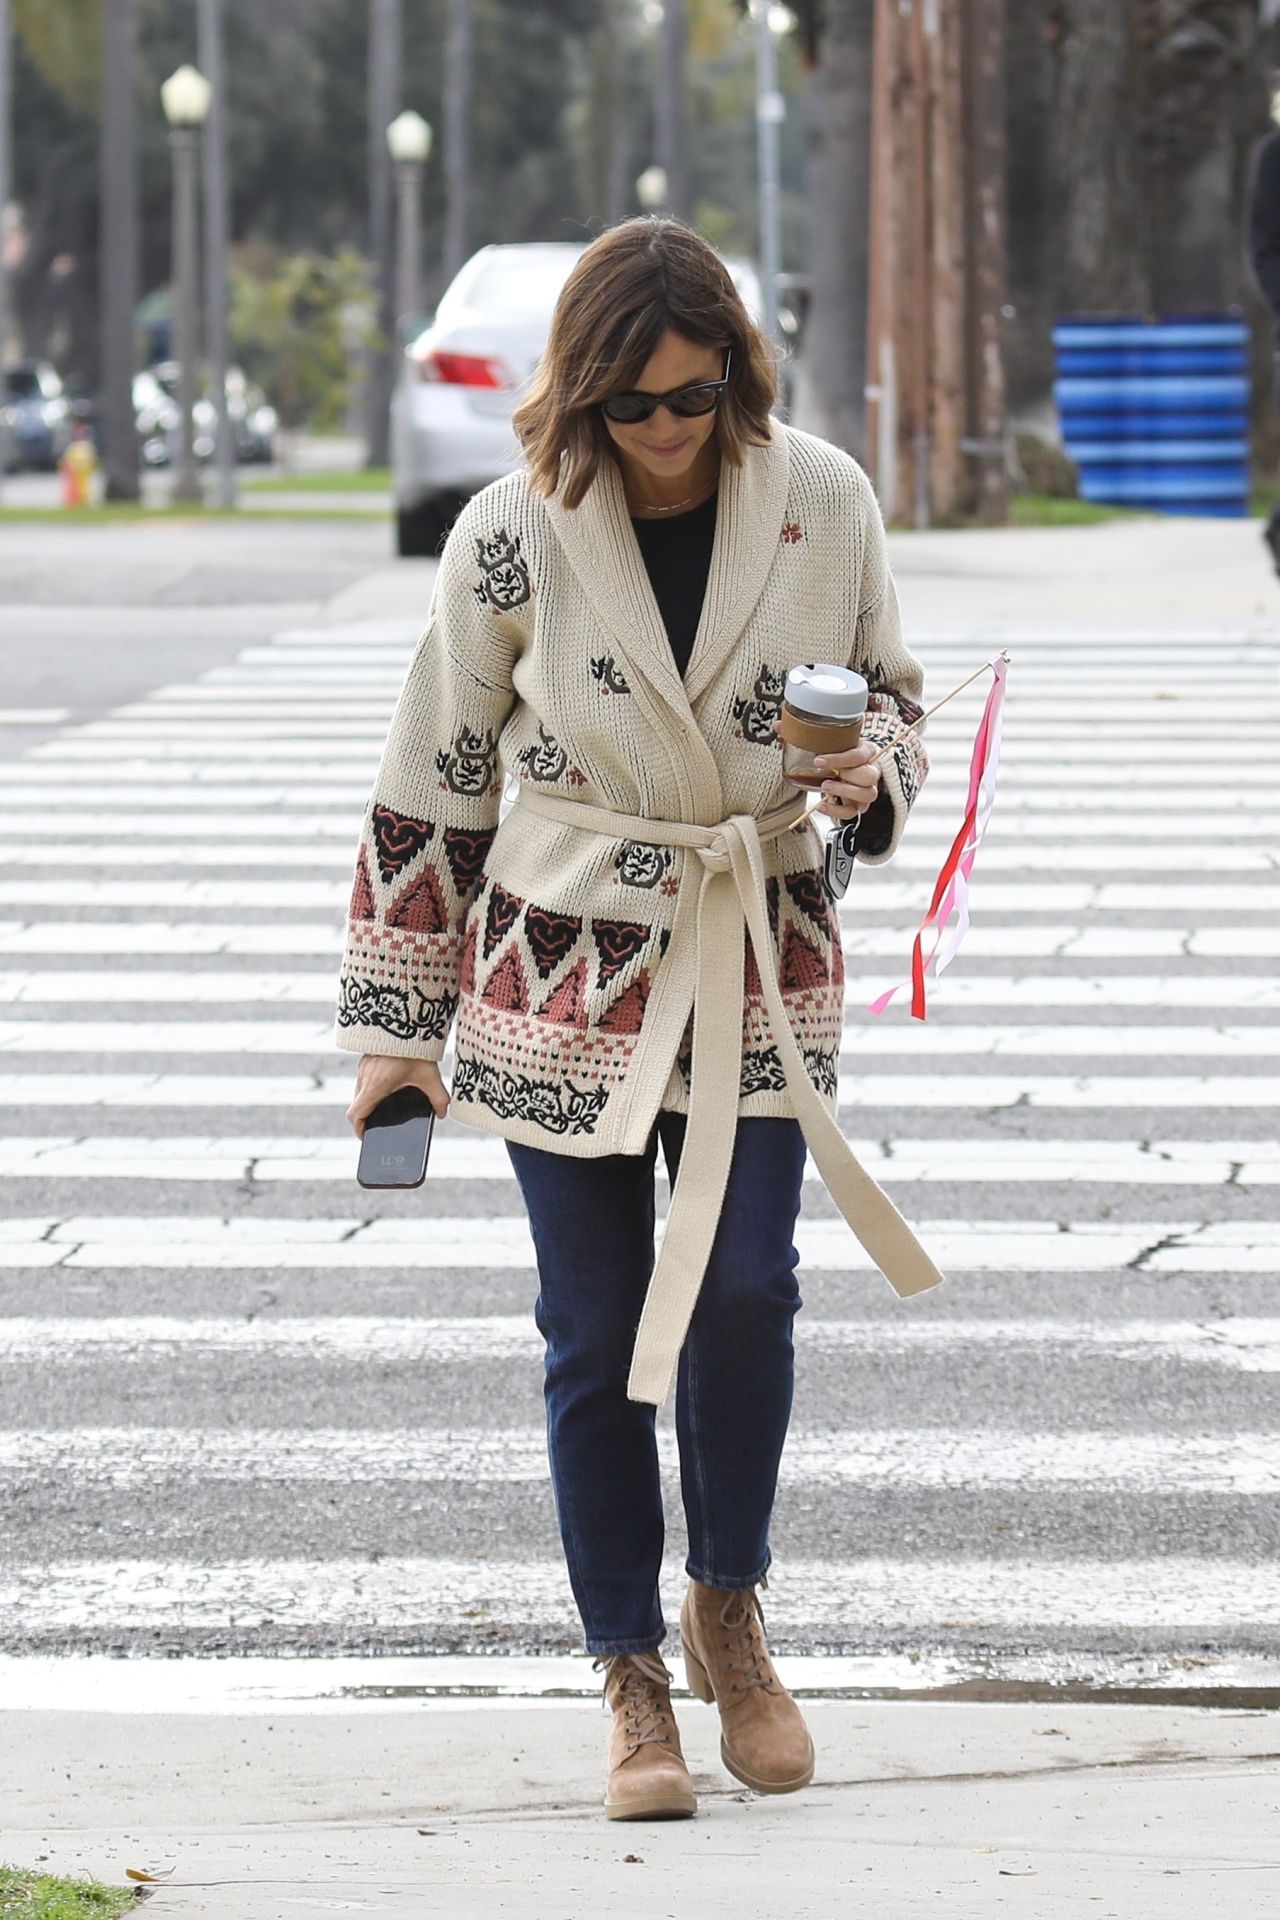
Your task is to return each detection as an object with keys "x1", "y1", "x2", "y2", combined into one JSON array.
[
  {"x1": 593, "y1": 1650, "x2": 697, "y2": 1821},
  {"x1": 681, "y1": 1580, "x2": 815, "y2": 1793}
]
